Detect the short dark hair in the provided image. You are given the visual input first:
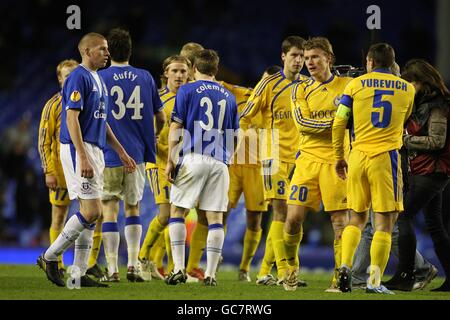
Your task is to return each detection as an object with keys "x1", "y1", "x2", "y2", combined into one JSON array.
[
  {"x1": 194, "y1": 49, "x2": 219, "y2": 76},
  {"x1": 107, "y1": 28, "x2": 132, "y2": 62},
  {"x1": 281, "y1": 36, "x2": 306, "y2": 54},
  {"x1": 264, "y1": 65, "x2": 282, "y2": 76},
  {"x1": 367, "y1": 43, "x2": 395, "y2": 69}
]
